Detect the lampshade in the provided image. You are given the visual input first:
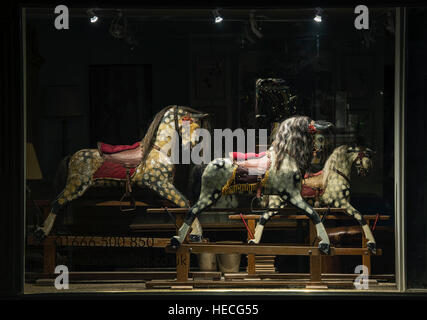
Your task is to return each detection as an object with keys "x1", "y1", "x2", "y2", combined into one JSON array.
[{"x1": 26, "y1": 142, "x2": 43, "y2": 180}]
